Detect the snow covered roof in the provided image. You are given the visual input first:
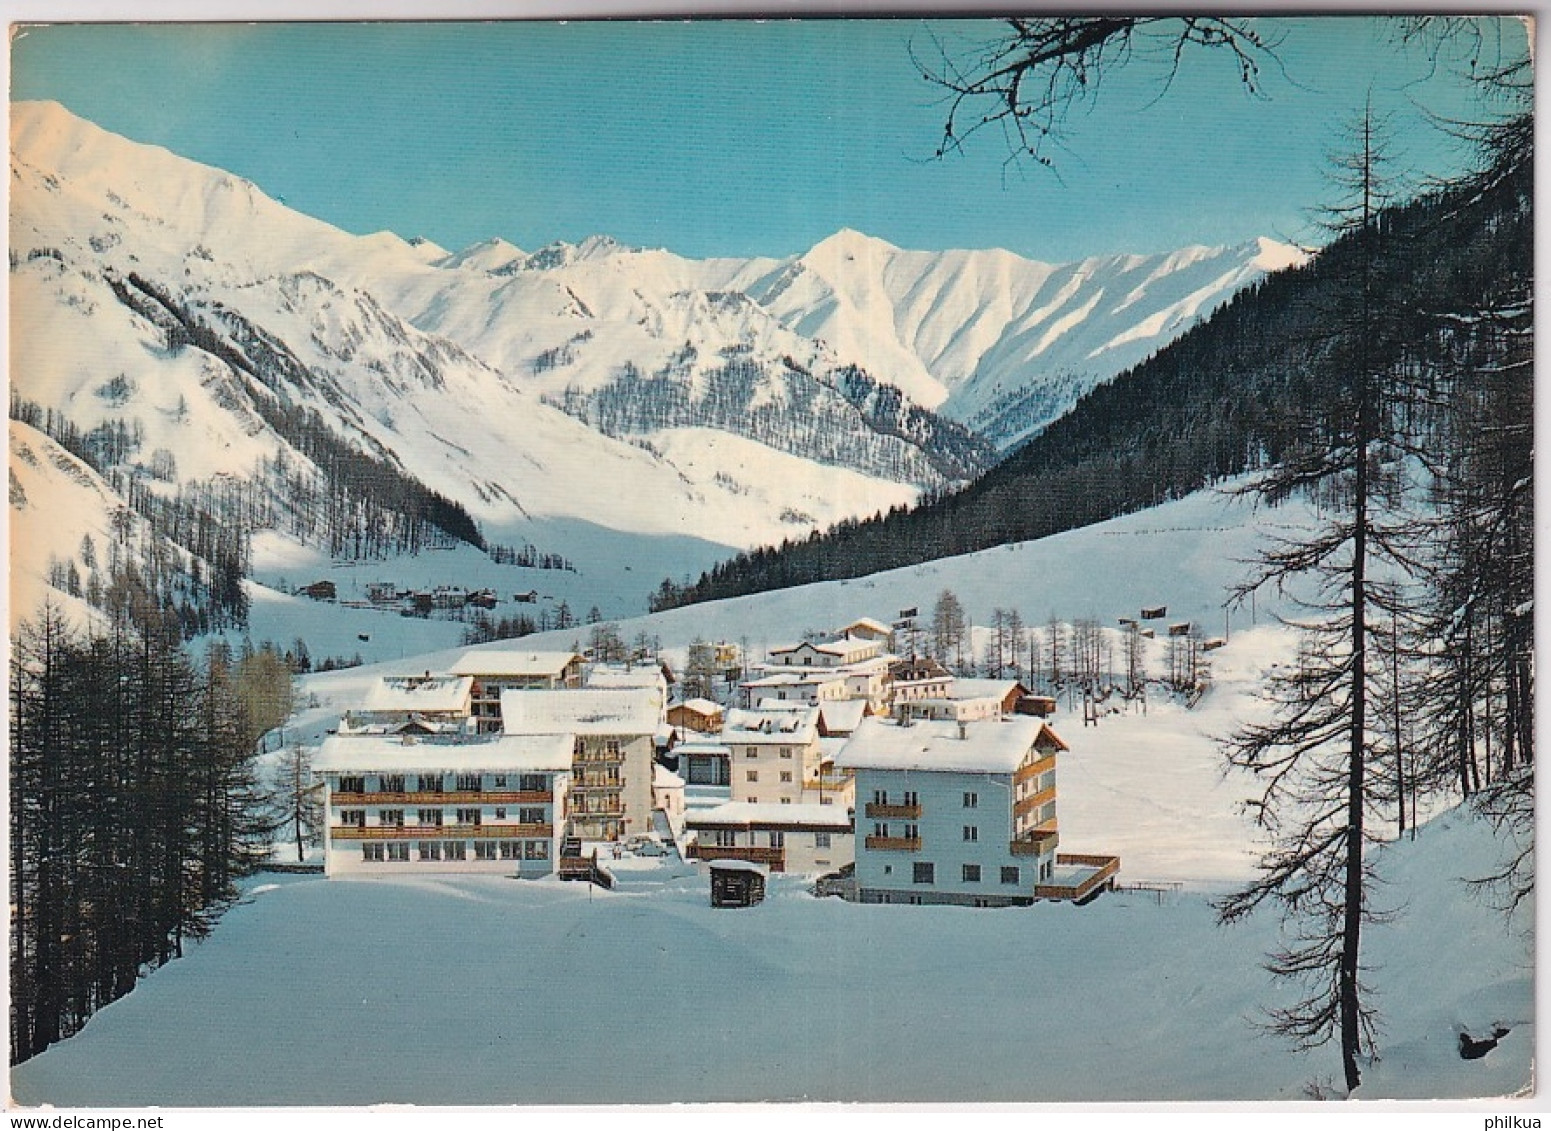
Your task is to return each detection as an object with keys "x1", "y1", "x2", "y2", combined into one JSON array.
[
  {"x1": 360, "y1": 675, "x2": 473, "y2": 714},
  {"x1": 687, "y1": 801, "x2": 853, "y2": 830},
  {"x1": 675, "y1": 740, "x2": 732, "y2": 757},
  {"x1": 587, "y1": 666, "x2": 666, "y2": 691},
  {"x1": 723, "y1": 707, "x2": 819, "y2": 744},
  {"x1": 501, "y1": 687, "x2": 661, "y2": 736},
  {"x1": 819, "y1": 699, "x2": 868, "y2": 734},
  {"x1": 314, "y1": 733, "x2": 574, "y2": 773},
  {"x1": 834, "y1": 715, "x2": 1047, "y2": 774},
  {"x1": 671, "y1": 697, "x2": 724, "y2": 717},
  {"x1": 948, "y1": 678, "x2": 1025, "y2": 700},
  {"x1": 449, "y1": 649, "x2": 581, "y2": 678},
  {"x1": 653, "y1": 763, "x2": 685, "y2": 789},
  {"x1": 841, "y1": 616, "x2": 893, "y2": 636}
]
